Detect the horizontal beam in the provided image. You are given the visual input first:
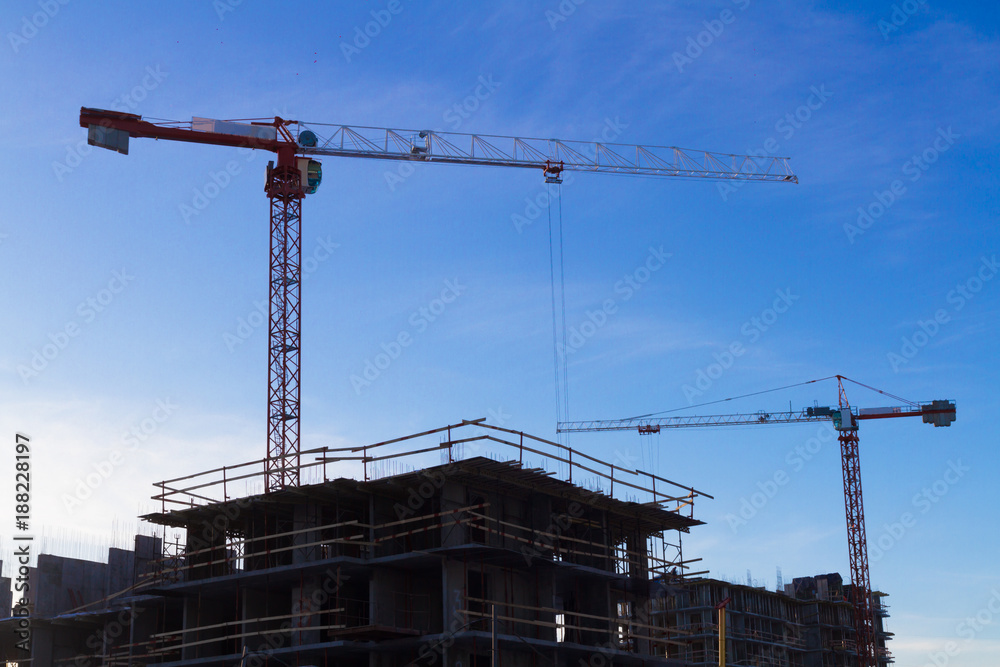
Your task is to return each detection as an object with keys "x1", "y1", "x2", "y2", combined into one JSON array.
[
  {"x1": 79, "y1": 108, "x2": 799, "y2": 184},
  {"x1": 299, "y1": 123, "x2": 798, "y2": 182},
  {"x1": 80, "y1": 108, "x2": 286, "y2": 153},
  {"x1": 559, "y1": 401, "x2": 957, "y2": 433},
  {"x1": 558, "y1": 410, "x2": 827, "y2": 433}
]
